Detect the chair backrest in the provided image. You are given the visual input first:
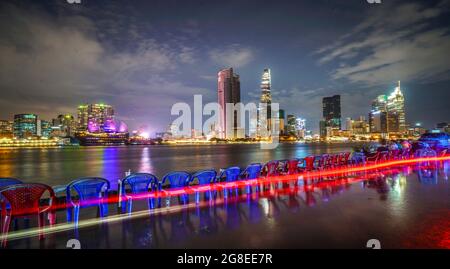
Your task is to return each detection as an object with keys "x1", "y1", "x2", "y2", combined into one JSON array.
[
  {"x1": 161, "y1": 171, "x2": 191, "y2": 188},
  {"x1": 220, "y1": 167, "x2": 241, "y2": 182},
  {"x1": 343, "y1": 152, "x2": 351, "y2": 162},
  {"x1": 286, "y1": 159, "x2": 300, "y2": 175},
  {"x1": 0, "y1": 183, "x2": 55, "y2": 215},
  {"x1": 0, "y1": 178, "x2": 23, "y2": 189},
  {"x1": 415, "y1": 148, "x2": 437, "y2": 158},
  {"x1": 191, "y1": 170, "x2": 217, "y2": 185},
  {"x1": 264, "y1": 160, "x2": 279, "y2": 176},
  {"x1": 121, "y1": 173, "x2": 158, "y2": 194},
  {"x1": 66, "y1": 177, "x2": 110, "y2": 204},
  {"x1": 242, "y1": 163, "x2": 262, "y2": 179}
]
